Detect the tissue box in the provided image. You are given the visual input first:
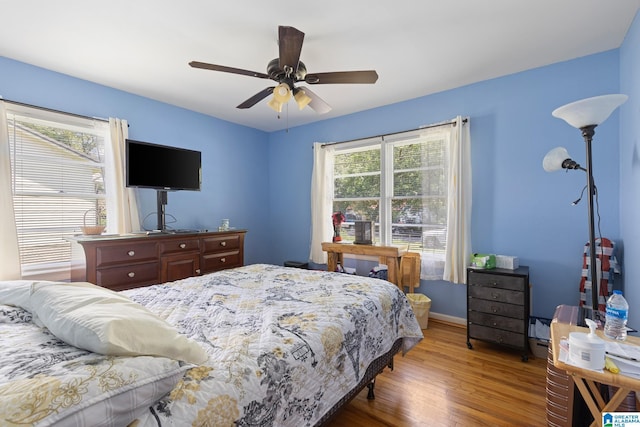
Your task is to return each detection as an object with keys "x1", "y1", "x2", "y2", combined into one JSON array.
[
  {"x1": 495, "y1": 255, "x2": 519, "y2": 270},
  {"x1": 470, "y1": 253, "x2": 496, "y2": 269}
]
